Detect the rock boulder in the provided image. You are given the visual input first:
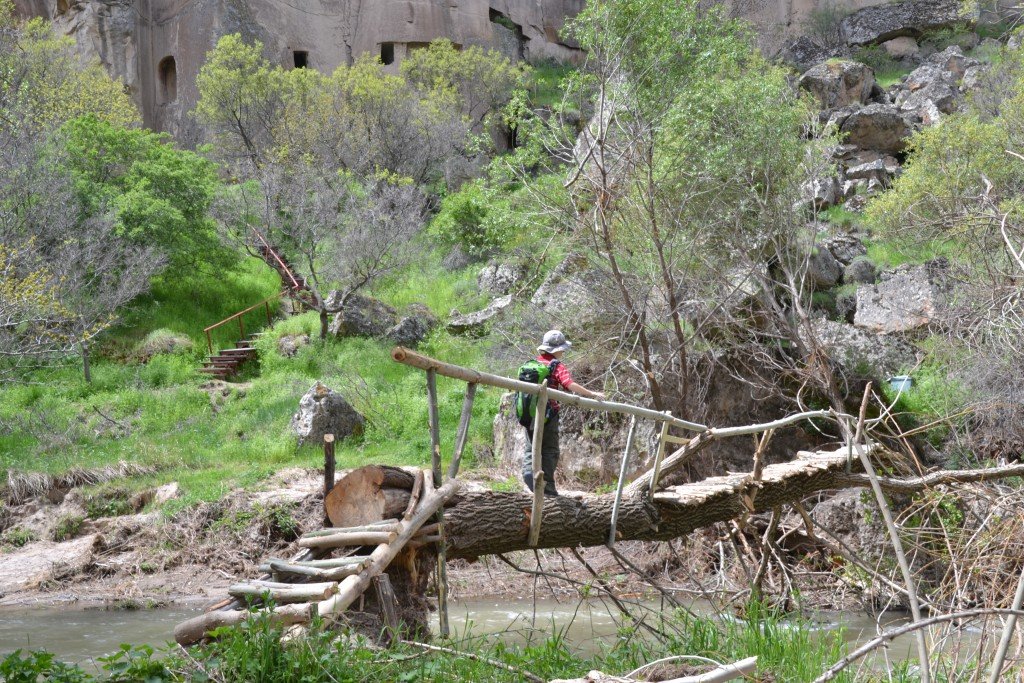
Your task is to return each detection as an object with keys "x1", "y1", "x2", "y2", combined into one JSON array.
[
  {"x1": 292, "y1": 381, "x2": 365, "y2": 445},
  {"x1": 447, "y1": 295, "x2": 514, "y2": 335},
  {"x1": 530, "y1": 253, "x2": 614, "y2": 328},
  {"x1": 277, "y1": 334, "x2": 310, "y2": 358},
  {"x1": 799, "y1": 60, "x2": 876, "y2": 109},
  {"x1": 327, "y1": 293, "x2": 397, "y2": 338},
  {"x1": 478, "y1": 261, "x2": 525, "y2": 296},
  {"x1": 840, "y1": 0, "x2": 973, "y2": 47},
  {"x1": 854, "y1": 259, "x2": 951, "y2": 333},
  {"x1": 385, "y1": 304, "x2": 438, "y2": 348},
  {"x1": 840, "y1": 104, "x2": 915, "y2": 154}
]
